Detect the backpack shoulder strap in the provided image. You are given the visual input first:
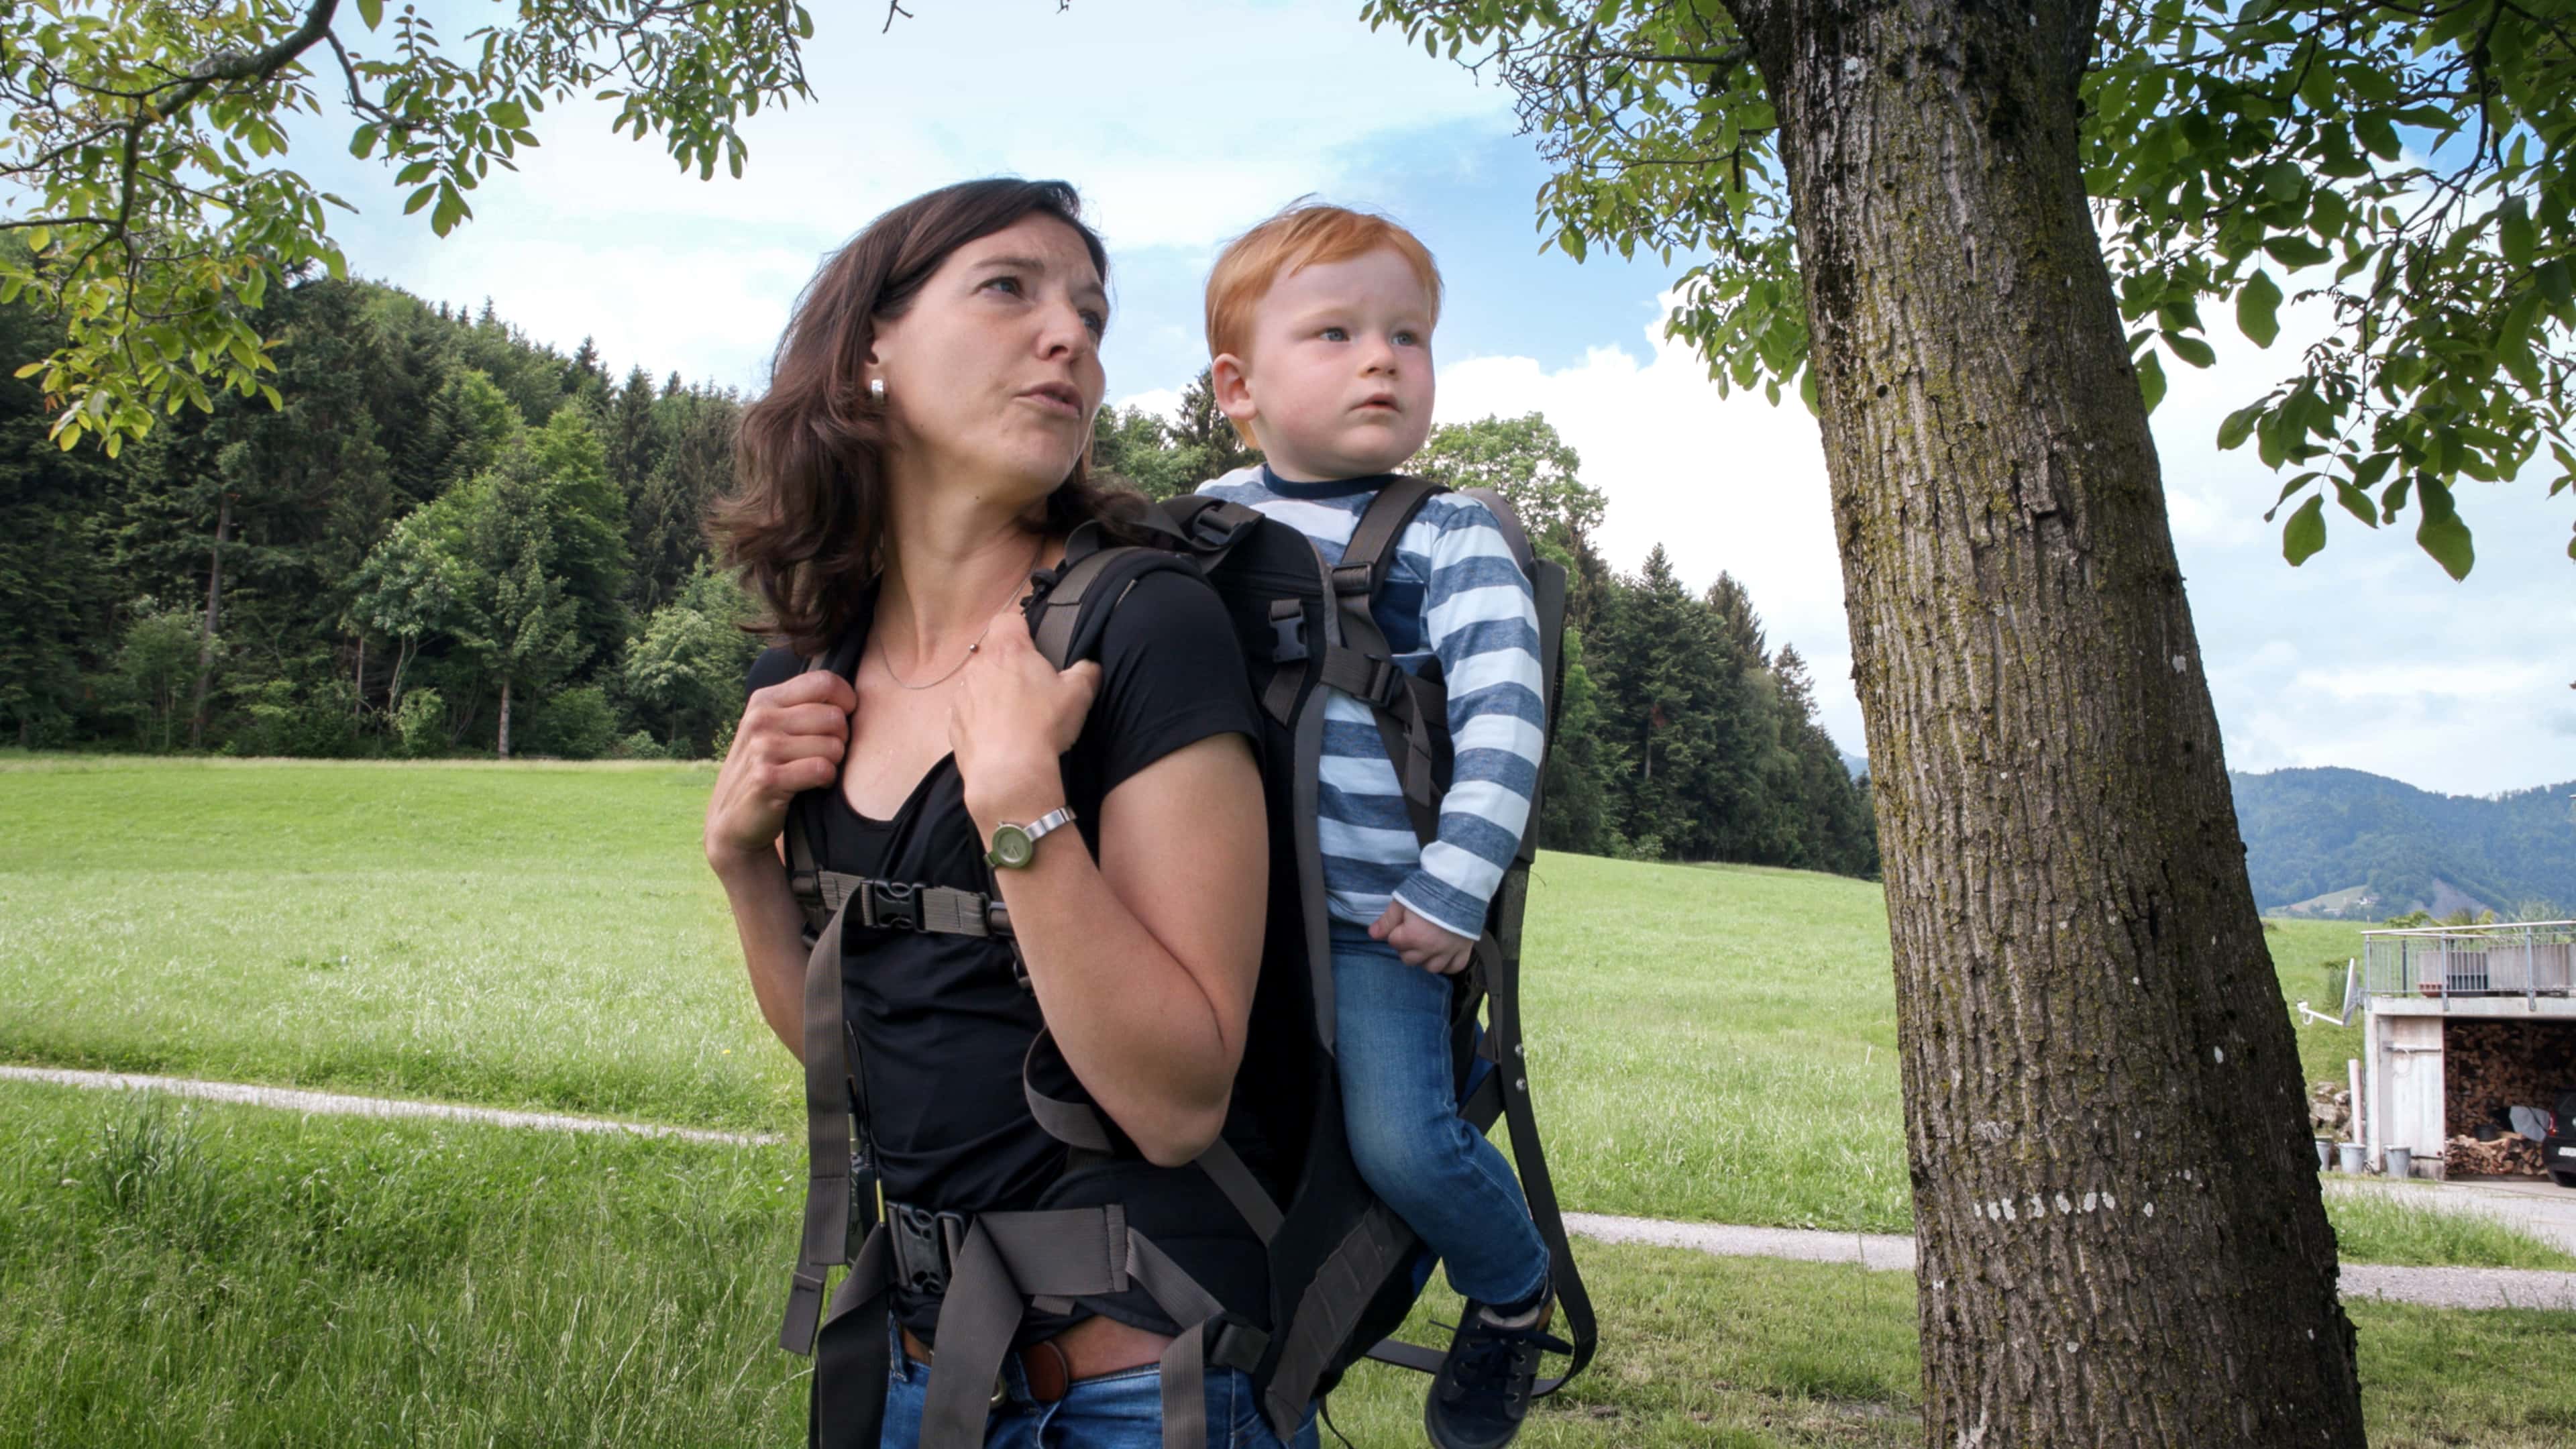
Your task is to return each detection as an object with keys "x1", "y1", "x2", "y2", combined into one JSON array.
[{"x1": 1324, "y1": 476, "x2": 1450, "y2": 845}]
